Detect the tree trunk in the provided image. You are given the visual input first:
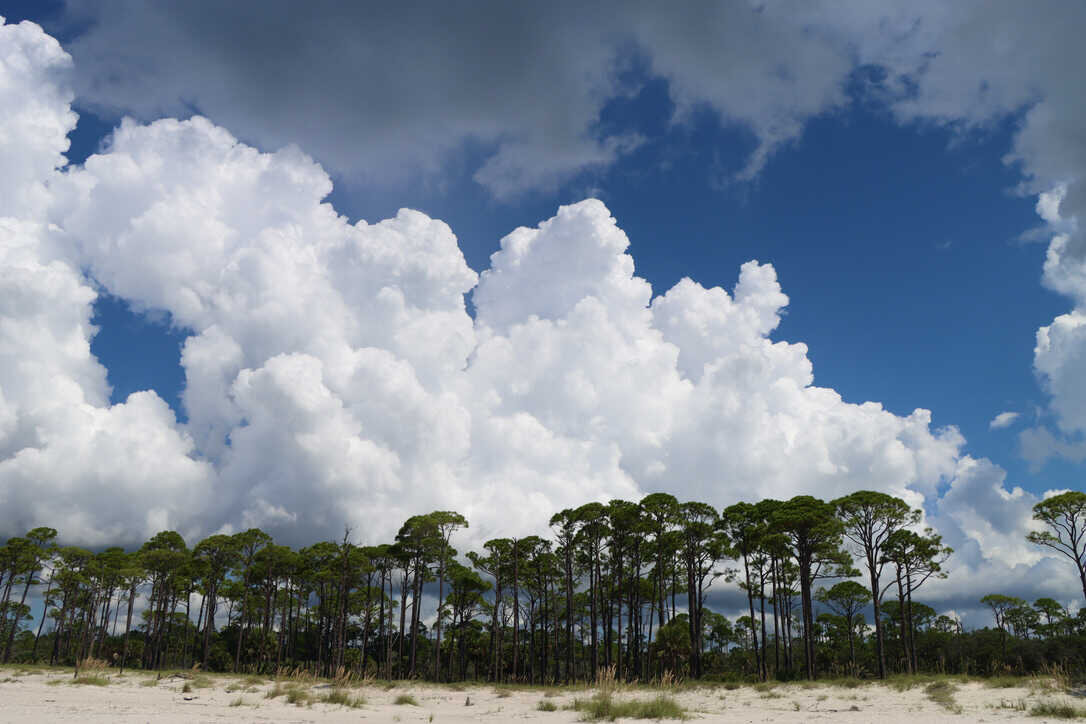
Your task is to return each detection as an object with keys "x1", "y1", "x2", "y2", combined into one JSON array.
[
  {"x1": 3, "y1": 565, "x2": 38, "y2": 662},
  {"x1": 120, "y1": 581, "x2": 136, "y2": 674}
]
